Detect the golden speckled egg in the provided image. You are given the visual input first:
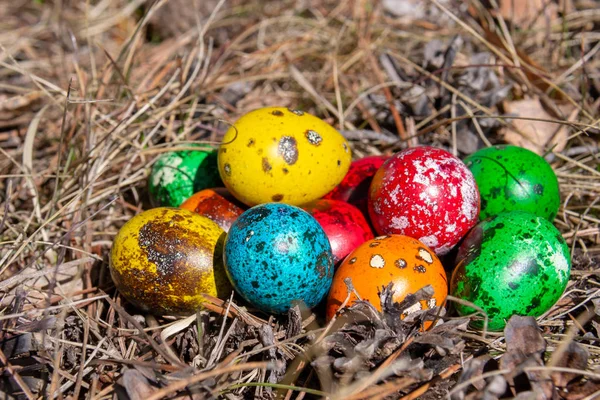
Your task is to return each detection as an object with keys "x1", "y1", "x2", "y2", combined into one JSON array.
[
  {"x1": 110, "y1": 207, "x2": 231, "y2": 315},
  {"x1": 218, "y1": 107, "x2": 352, "y2": 206}
]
